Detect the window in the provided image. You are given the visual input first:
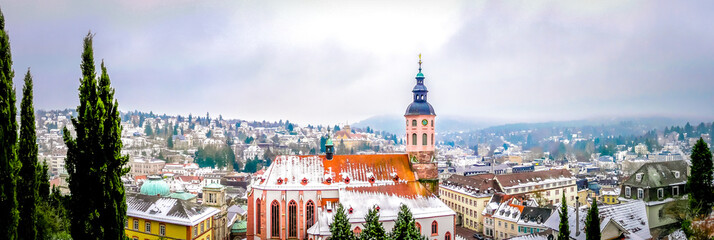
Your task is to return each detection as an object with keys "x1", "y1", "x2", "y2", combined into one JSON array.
[
  {"x1": 431, "y1": 134, "x2": 434, "y2": 145},
  {"x1": 625, "y1": 187, "x2": 631, "y2": 197},
  {"x1": 201, "y1": 222, "x2": 204, "y2": 233},
  {"x1": 132, "y1": 237, "x2": 138, "y2": 240},
  {"x1": 422, "y1": 133, "x2": 428, "y2": 145},
  {"x1": 412, "y1": 120, "x2": 417, "y2": 127},
  {"x1": 354, "y1": 226, "x2": 362, "y2": 235},
  {"x1": 638, "y1": 188, "x2": 644, "y2": 199},
  {"x1": 673, "y1": 171, "x2": 680, "y2": 178},
  {"x1": 445, "y1": 232, "x2": 451, "y2": 240},
  {"x1": 658, "y1": 188, "x2": 664, "y2": 199},
  {"x1": 431, "y1": 120, "x2": 434, "y2": 127},
  {"x1": 412, "y1": 133, "x2": 417, "y2": 145},
  {"x1": 511, "y1": 223, "x2": 514, "y2": 230},
  {"x1": 159, "y1": 224, "x2": 166, "y2": 236},
  {"x1": 416, "y1": 222, "x2": 421, "y2": 233},
  {"x1": 256, "y1": 199, "x2": 262, "y2": 234},
  {"x1": 306, "y1": 200, "x2": 315, "y2": 231},
  {"x1": 289, "y1": 200, "x2": 297, "y2": 237},
  {"x1": 134, "y1": 220, "x2": 139, "y2": 230},
  {"x1": 431, "y1": 221, "x2": 438, "y2": 235},
  {"x1": 636, "y1": 173, "x2": 643, "y2": 182},
  {"x1": 125, "y1": 218, "x2": 128, "y2": 229},
  {"x1": 673, "y1": 186, "x2": 679, "y2": 196},
  {"x1": 193, "y1": 225, "x2": 197, "y2": 237},
  {"x1": 145, "y1": 222, "x2": 151, "y2": 233},
  {"x1": 271, "y1": 200, "x2": 280, "y2": 237}
]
